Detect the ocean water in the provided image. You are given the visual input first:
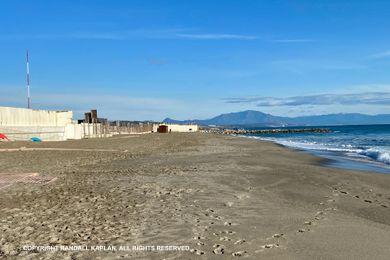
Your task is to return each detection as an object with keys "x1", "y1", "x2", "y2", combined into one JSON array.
[{"x1": 242, "y1": 124, "x2": 390, "y2": 174}]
